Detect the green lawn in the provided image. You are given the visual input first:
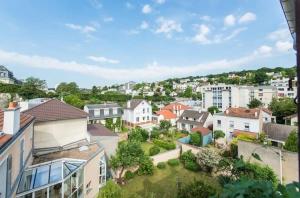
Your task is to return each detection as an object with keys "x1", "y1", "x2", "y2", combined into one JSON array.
[
  {"x1": 141, "y1": 142, "x2": 167, "y2": 155},
  {"x1": 121, "y1": 164, "x2": 221, "y2": 198}
]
